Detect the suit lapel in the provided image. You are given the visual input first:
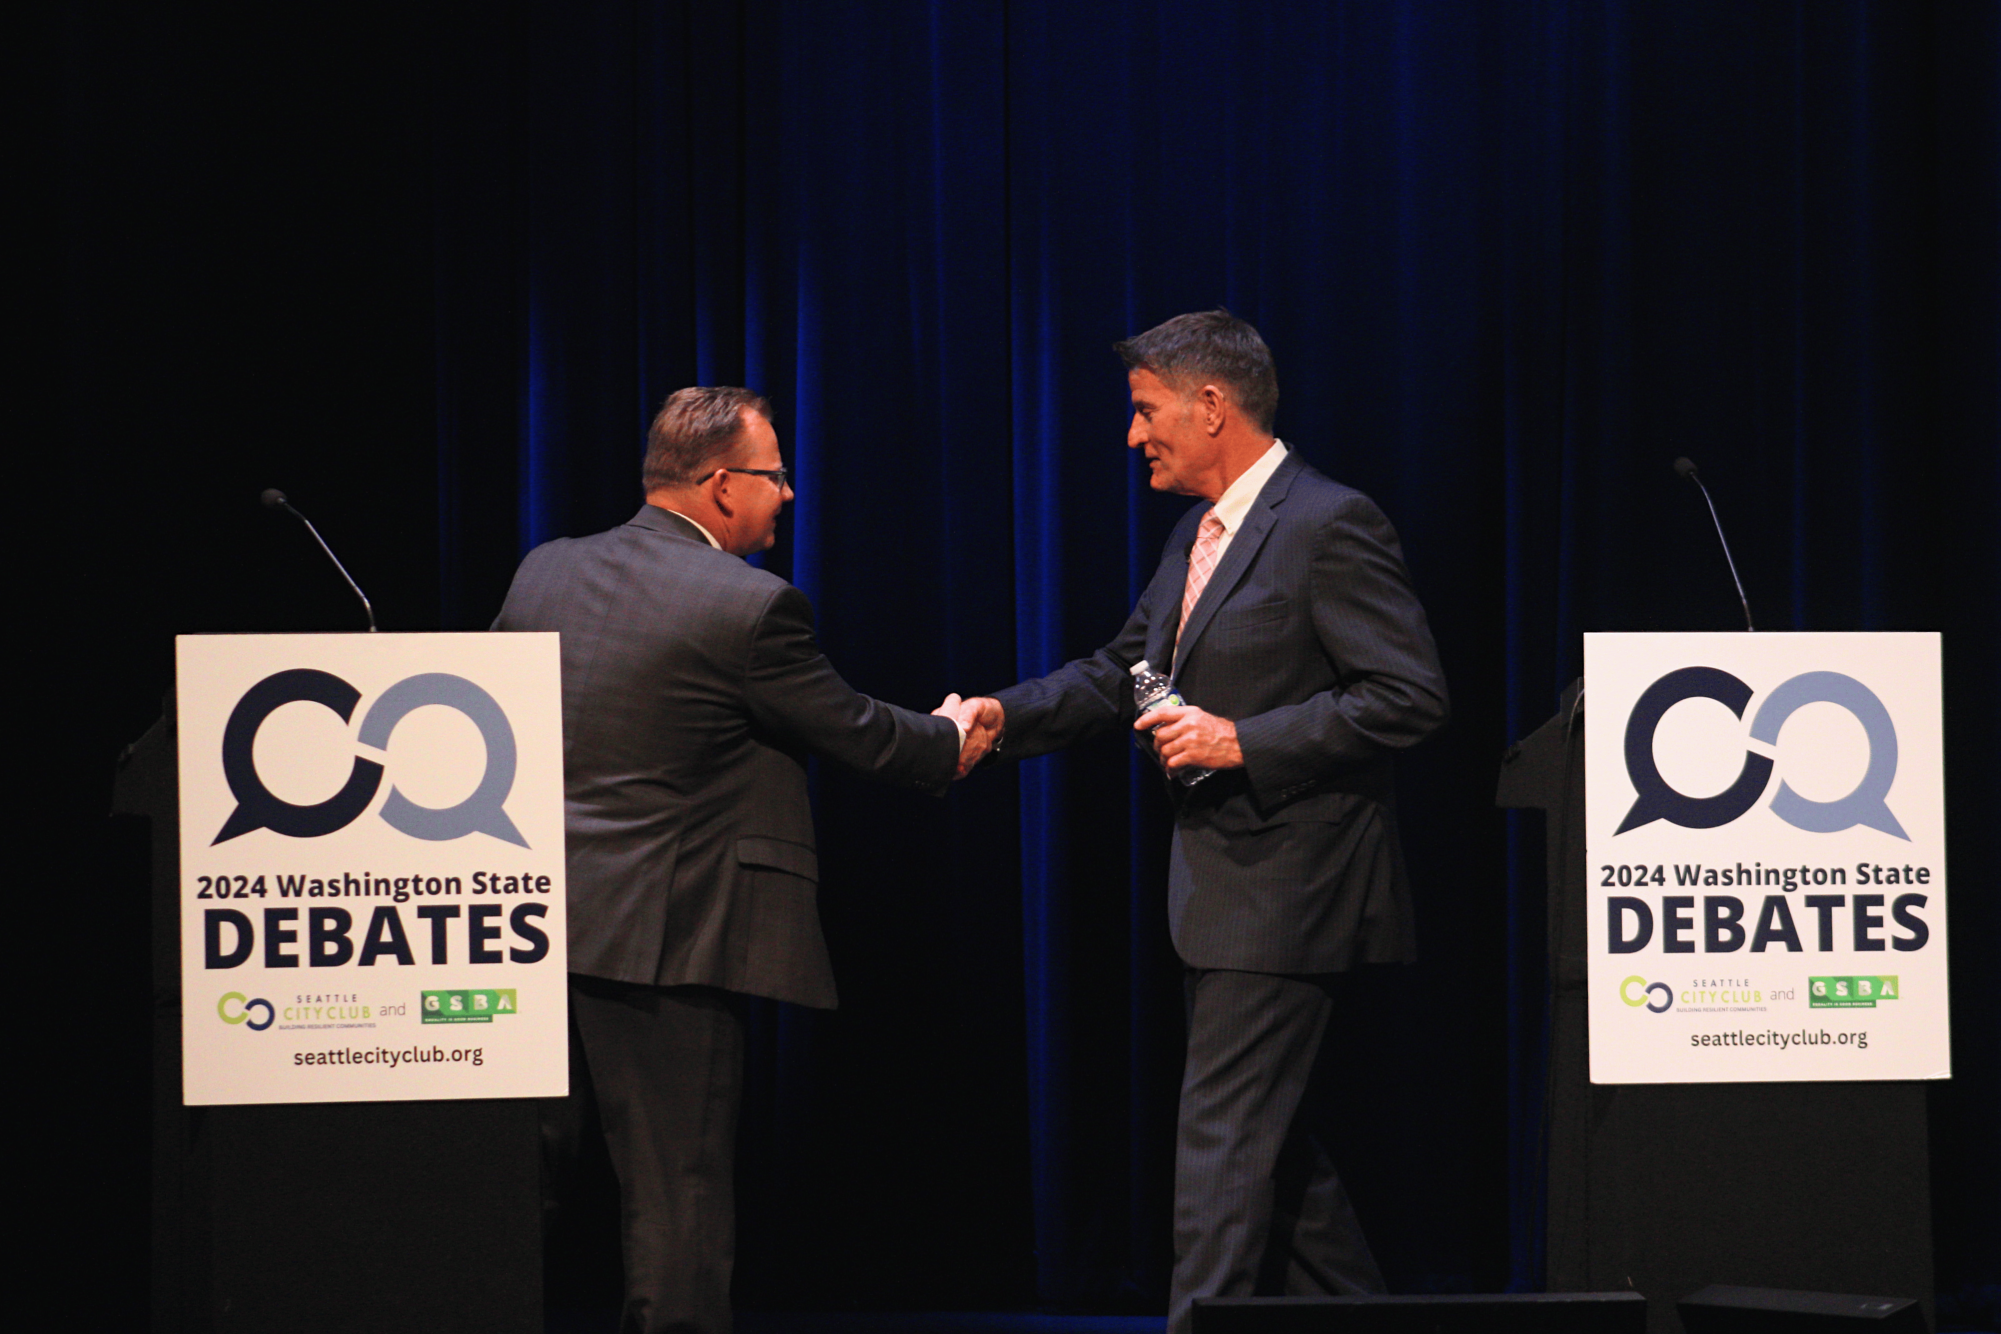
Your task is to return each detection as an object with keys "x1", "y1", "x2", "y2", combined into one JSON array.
[
  {"x1": 1147, "y1": 538, "x2": 1191, "y2": 670},
  {"x1": 1172, "y1": 454, "x2": 1301, "y2": 673}
]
